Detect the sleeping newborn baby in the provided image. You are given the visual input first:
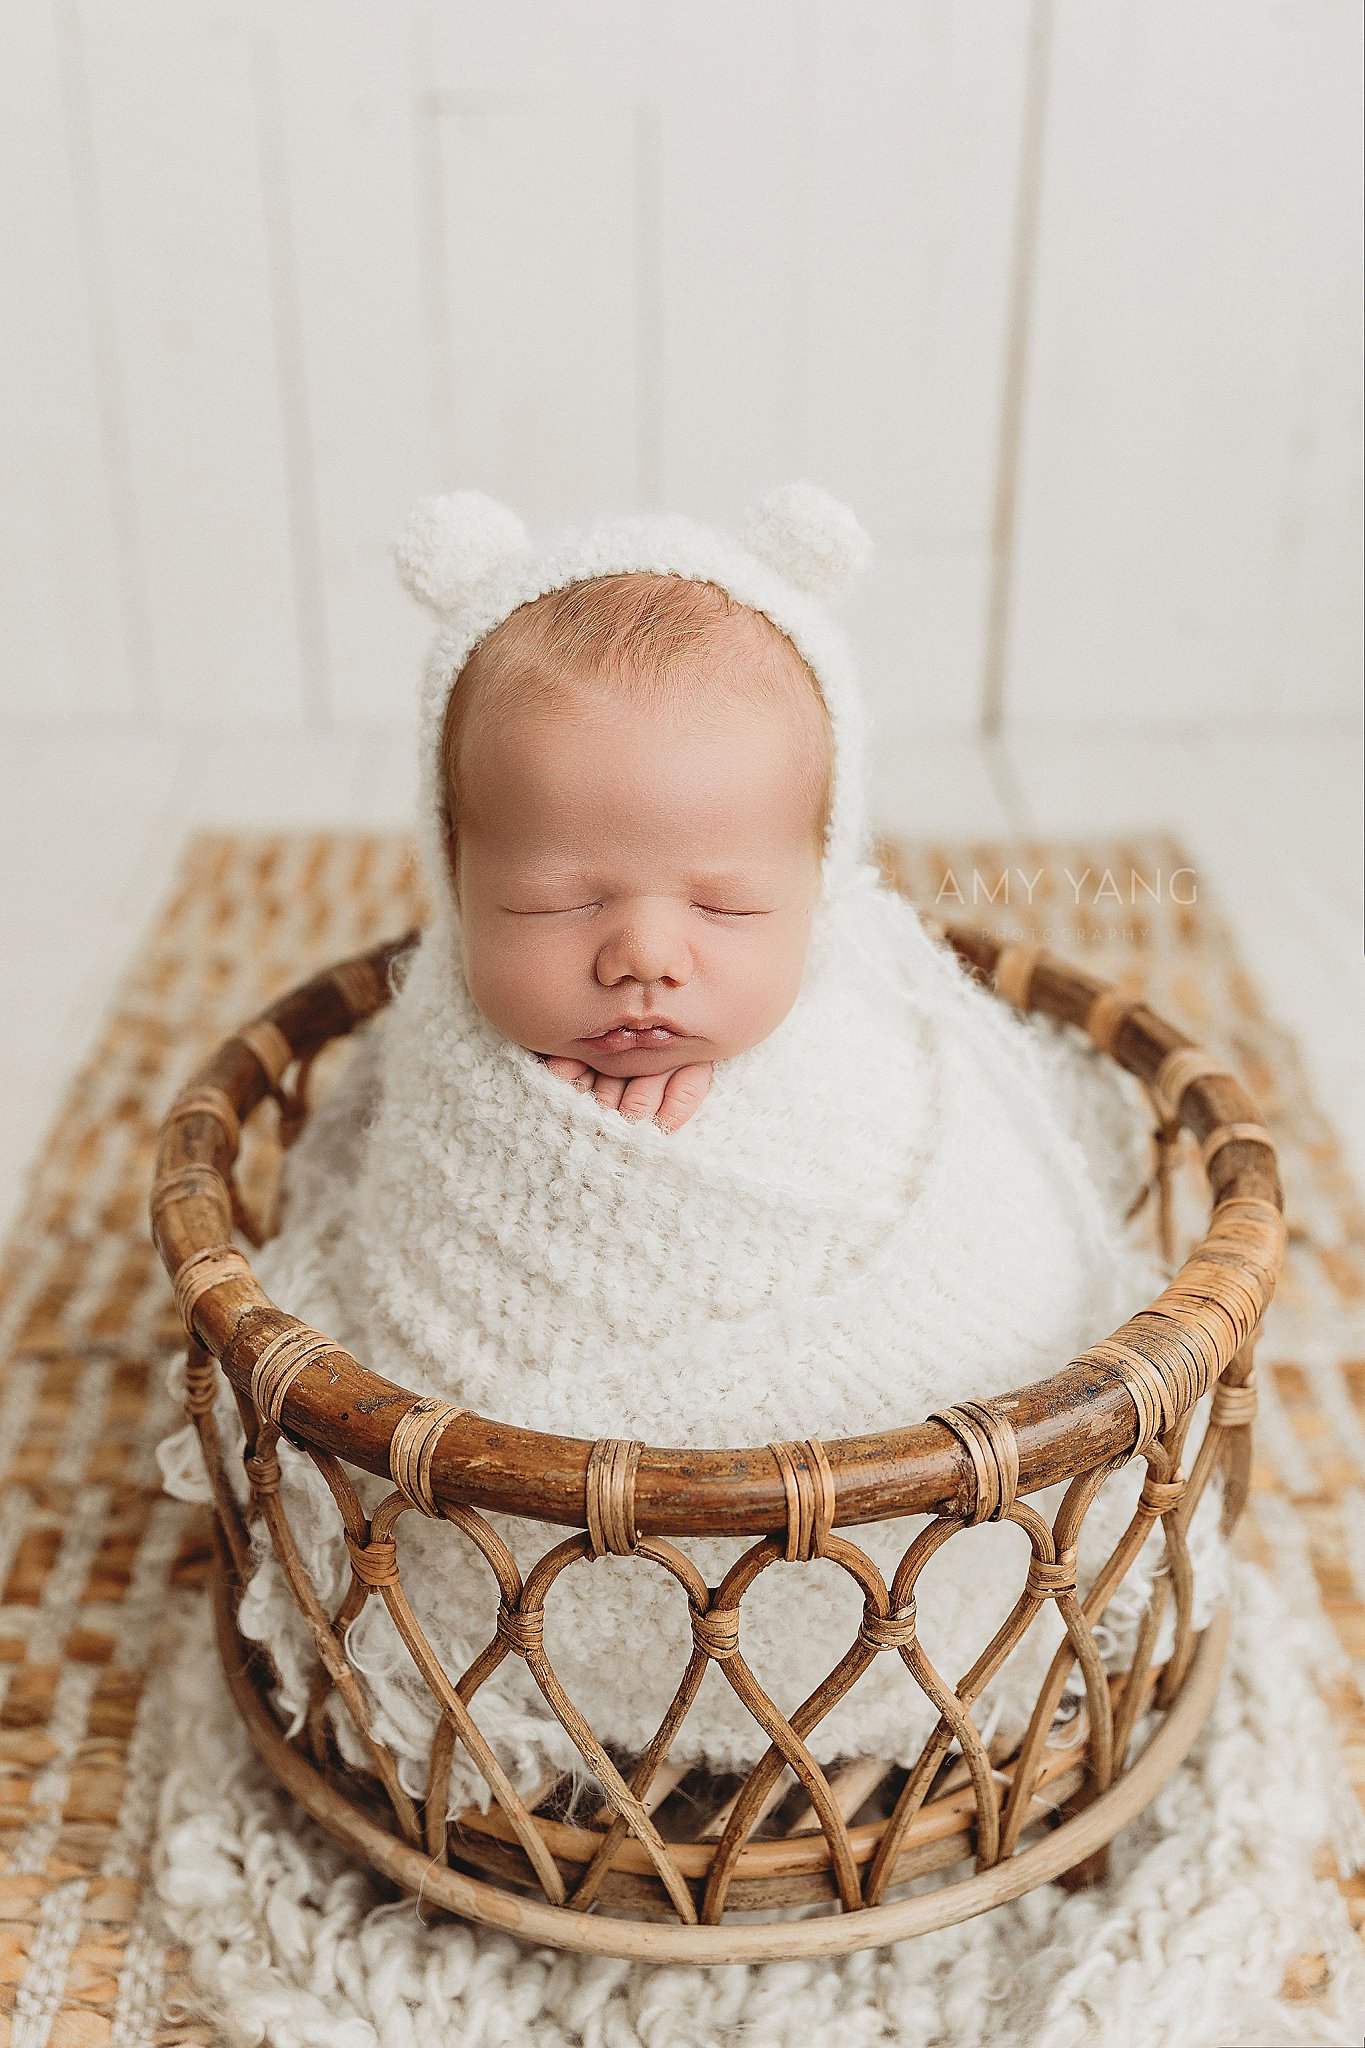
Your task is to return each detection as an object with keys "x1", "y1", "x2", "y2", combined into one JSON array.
[
  {"x1": 434, "y1": 554, "x2": 833, "y2": 1134},
  {"x1": 157, "y1": 483, "x2": 1224, "y2": 1820}
]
